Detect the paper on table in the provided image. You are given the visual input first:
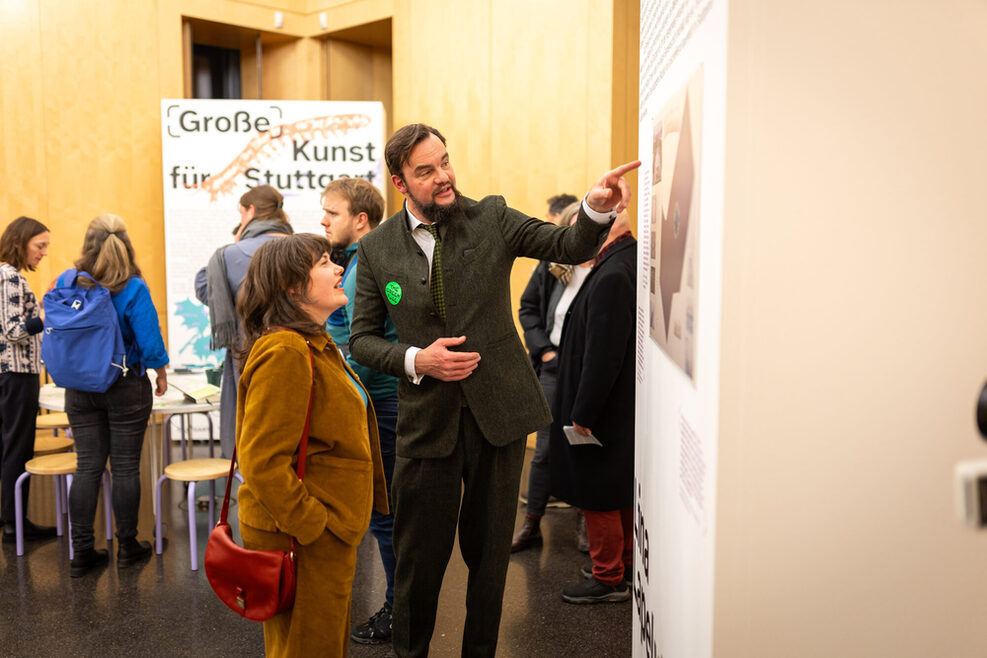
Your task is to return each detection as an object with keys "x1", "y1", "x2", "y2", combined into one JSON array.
[
  {"x1": 168, "y1": 376, "x2": 220, "y2": 404},
  {"x1": 563, "y1": 425, "x2": 603, "y2": 447}
]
